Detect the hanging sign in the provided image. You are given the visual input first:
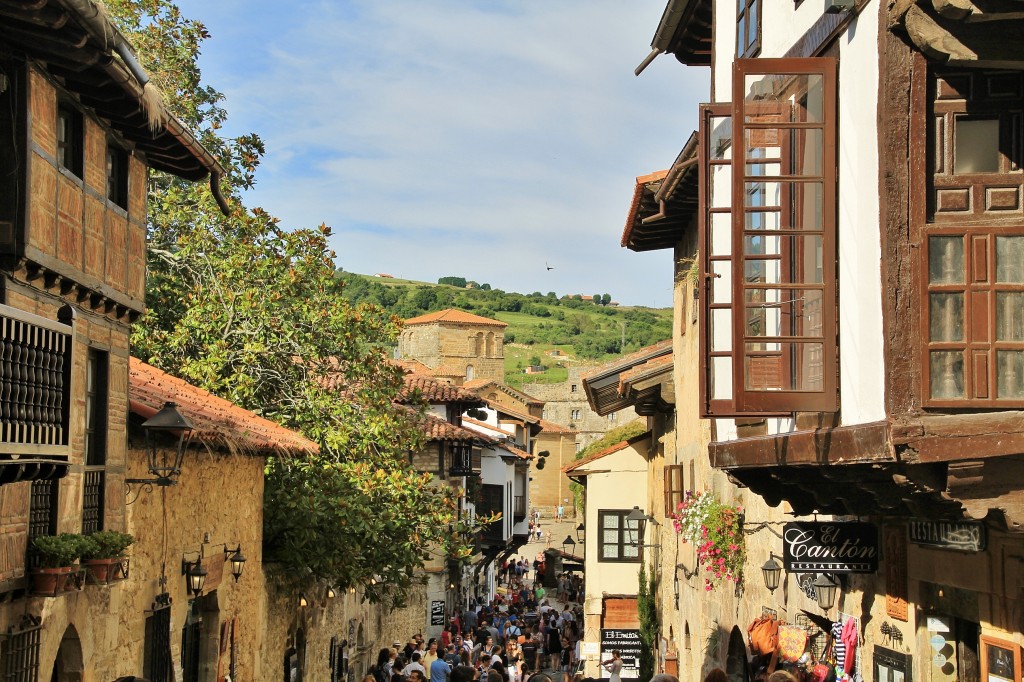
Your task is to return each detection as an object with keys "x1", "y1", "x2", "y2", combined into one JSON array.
[
  {"x1": 907, "y1": 520, "x2": 986, "y2": 552},
  {"x1": 783, "y1": 522, "x2": 879, "y2": 573},
  {"x1": 430, "y1": 600, "x2": 445, "y2": 626}
]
